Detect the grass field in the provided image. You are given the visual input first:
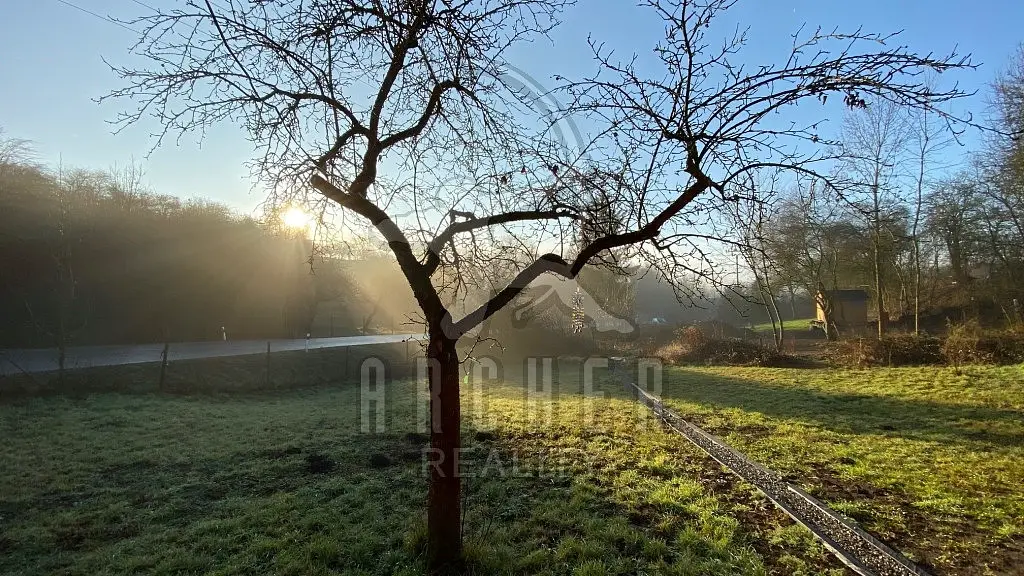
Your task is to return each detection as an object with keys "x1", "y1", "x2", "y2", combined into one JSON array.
[
  {"x1": 749, "y1": 318, "x2": 817, "y2": 333},
  {"x1": 4, "y1": 361, "x2": 1020, "y2": 575},
  {"x1": 661, "y1": 364, "x2": 1024, "y2": 576},
  {"x1": 0, "y1": 363, "x2": 847, "y2": 576}
]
